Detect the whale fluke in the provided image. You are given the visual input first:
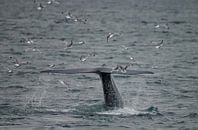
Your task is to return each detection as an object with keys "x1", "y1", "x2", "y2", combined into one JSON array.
[
  {"x1": 41, "y1": 67, "x2": 153, "y2": 109},
  {"x1": 40, "y1": 67, "x2": 154, "y2": 75}
]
